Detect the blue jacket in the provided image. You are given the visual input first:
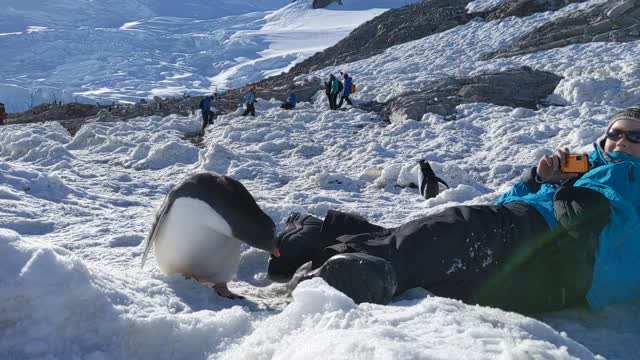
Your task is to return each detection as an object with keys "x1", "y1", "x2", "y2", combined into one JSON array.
[
  {"x1": 287, "y1": 93, "x2": 297, "y2": 107},
  {"x1": 343, "y1": 76, "x2": 352, "y2": 97},
  {"x1": 200, "y1": 96, "x2": 212, "y2": 110},
  {"x1": 246, "y1": 90, "x2": 255, "y2": 105},
  {"x1": 497, "y1": 142, "x2": 640, "y2": 309}
]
